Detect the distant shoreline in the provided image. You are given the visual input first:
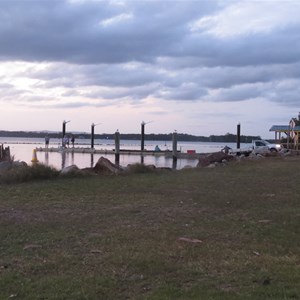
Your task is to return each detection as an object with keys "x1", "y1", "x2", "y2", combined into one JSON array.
[{"x1": 0, "y1": 130, "x2": 262, "y2": 143}]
